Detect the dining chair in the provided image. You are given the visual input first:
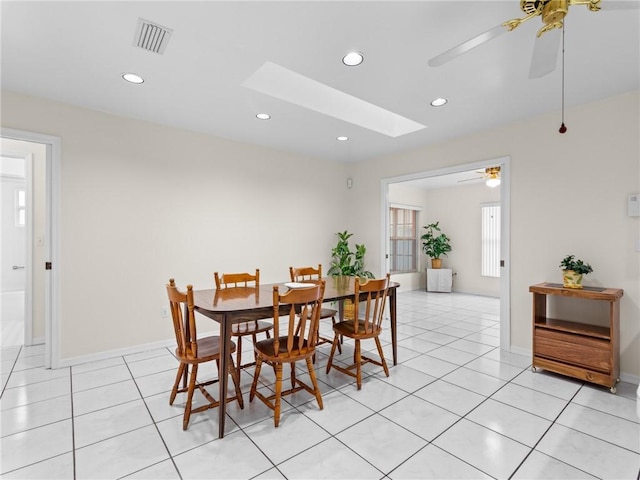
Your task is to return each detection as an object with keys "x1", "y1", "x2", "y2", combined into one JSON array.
[
  {"x1": 249, "y1": 281, "x2": 326, "y2": 427},
  {"x1": 214, "y1": 269, "x2": 273, "y2": 377},
  {"x1": 166, "y1": 278, "x2": 244, "y2": 430},
  {"x1": 289, "y1": 264, "x2": 341, "y2": 354},
  {"x1": 325, "y1": 274, "x2": 391, "y2": 390}
]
